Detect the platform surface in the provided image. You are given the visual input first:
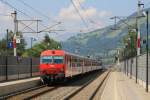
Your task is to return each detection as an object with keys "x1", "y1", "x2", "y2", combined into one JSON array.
[
  {"x1": 101, "y1": 71, "x2": 150, "y2": 100},
  {"x1": 0, "y1": 77, "x2": 40, "y2": 97},
  {"x1": 0, "y1": 77, "x2": 40, "y2": 86}
]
